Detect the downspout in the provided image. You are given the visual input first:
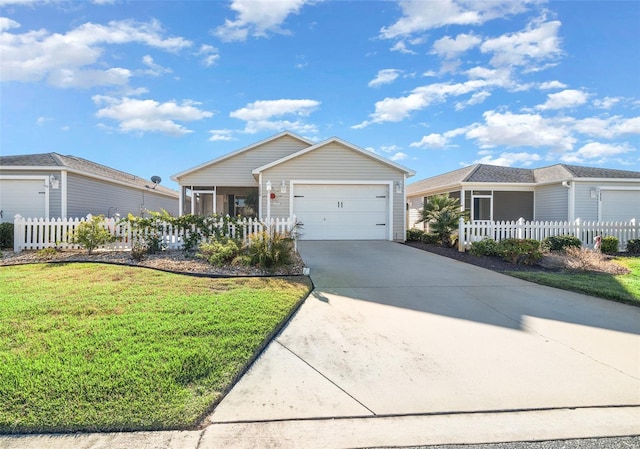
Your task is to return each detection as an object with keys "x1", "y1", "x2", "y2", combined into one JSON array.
[
  {"x1": 562, "y1": 180, "x2": 574, "y2": 221},
  {"x1": 61, "y1": 170, "x2": 68, "y2": 218},
  {"x1": 258, "y1": 173, "x2": 263, "y2": 219}
]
